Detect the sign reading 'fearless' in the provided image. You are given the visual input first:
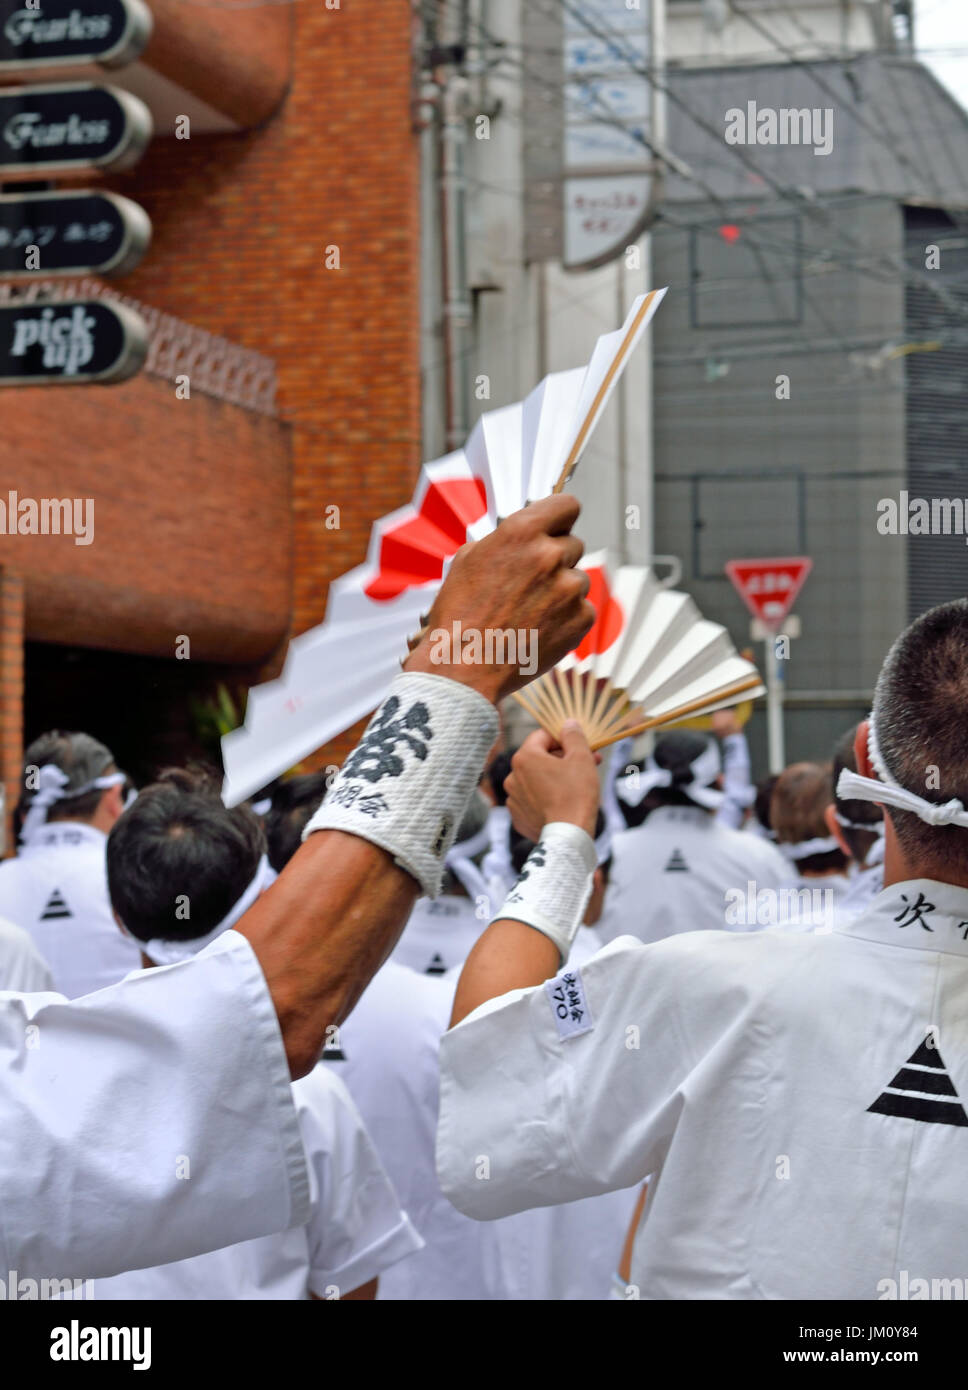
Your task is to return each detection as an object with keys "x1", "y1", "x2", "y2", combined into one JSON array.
[
  {"x1": 0, "y1": 82, "x2": 151, "y2": 174},
  {"x1": 0, "y1": 0, "x2": 153, "y2": 70}
]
